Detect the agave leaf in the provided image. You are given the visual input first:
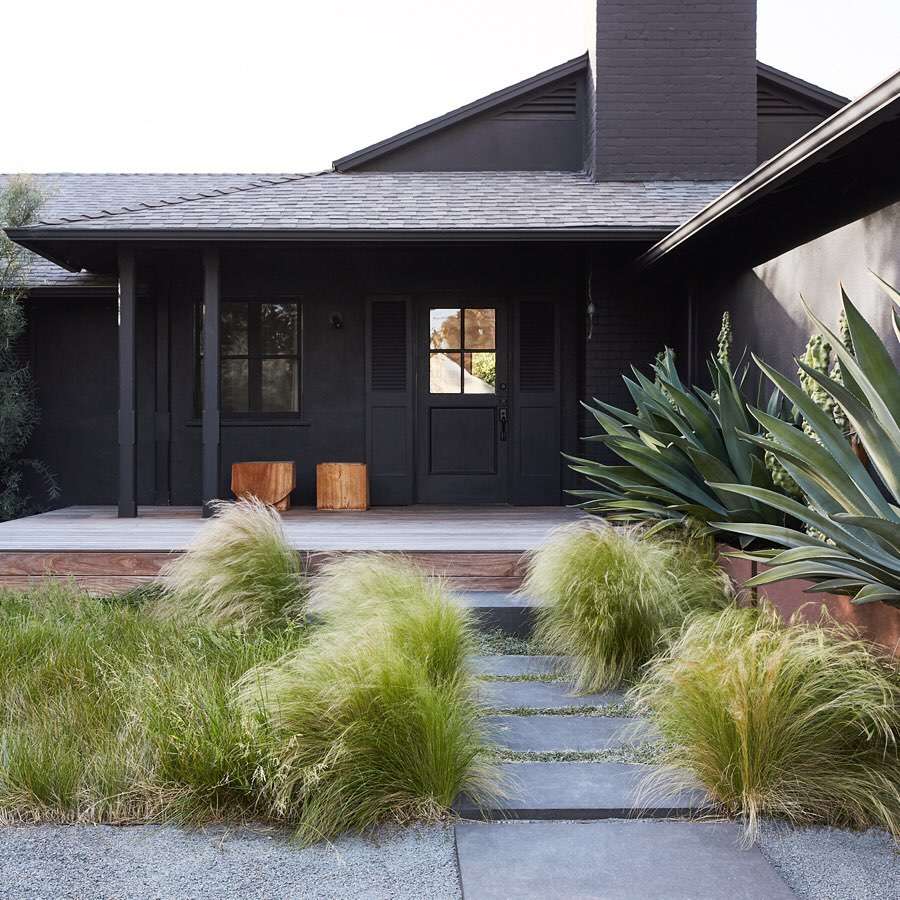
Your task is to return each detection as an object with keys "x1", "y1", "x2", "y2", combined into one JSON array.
[
  {"x1": 832, "y1": 514, "x2": 900, "y2": 552},
  {"x1": 803, "y1": 578, "x2": 866, "y2": 593},
  {"x1": 851, "y1": 583, "x2": 900, "y2": 605},
  {"x1": 743, "y1": 560, "x2": 868, "y2": 587}
]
